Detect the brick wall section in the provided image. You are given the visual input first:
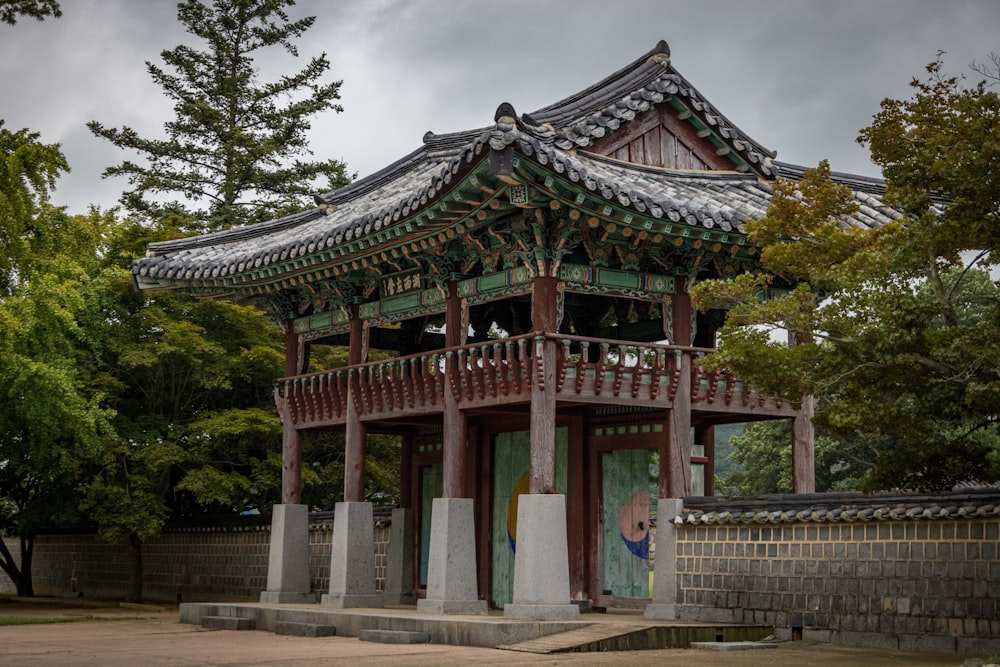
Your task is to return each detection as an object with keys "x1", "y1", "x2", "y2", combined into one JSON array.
[
  {"x1": 1, "y1": 516, "x2": 391, "y2": 603},
  {"x1": 676, "y1": 492, "x2": 1000, "y2": 654}
]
